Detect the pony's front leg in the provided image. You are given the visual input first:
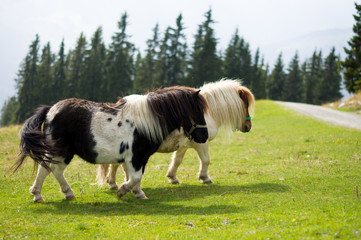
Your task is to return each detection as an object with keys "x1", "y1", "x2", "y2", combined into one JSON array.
[
  {"x1": 166, "y1": 148, "x2": 188, "y2": 184},
  {"x1": 30, "y1": 163, "x2": 51, "y2": 202},
  {"x1": 119, "y1": 164, "x2": 147, "y2": 199},
  {"x1": 107, "y1": 164, "x2": 120, "y2": 190},
  {"x1": 117, "y1": 160, "x2": 143, "y2": 199},
  {"x1": 194, "y1": 142, "x2": 213, "y2": 184}
]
